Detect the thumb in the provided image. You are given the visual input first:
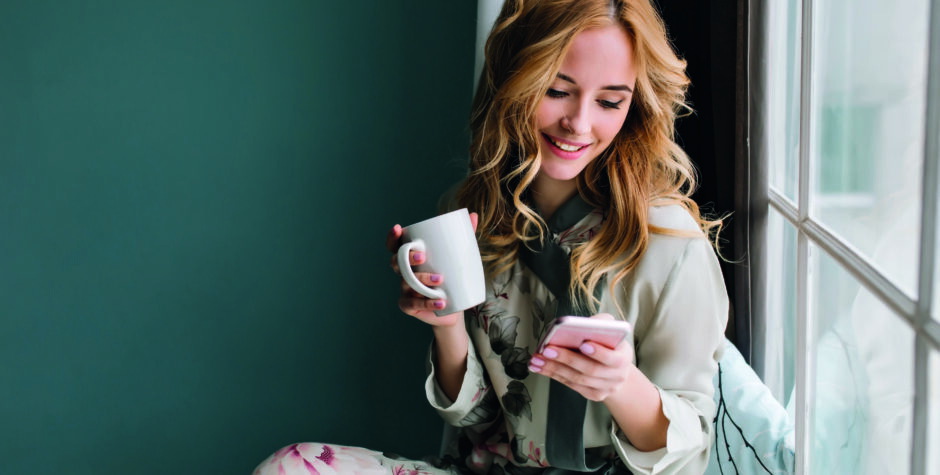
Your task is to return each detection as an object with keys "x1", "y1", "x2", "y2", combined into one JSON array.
[{"x1": 469, "y1": 212, "x2": 479, "y2": 232}]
